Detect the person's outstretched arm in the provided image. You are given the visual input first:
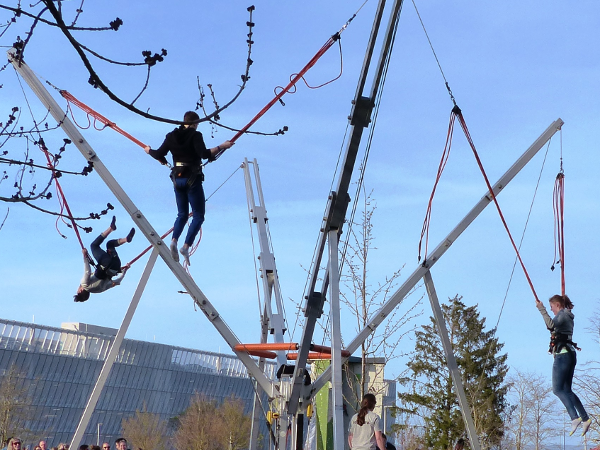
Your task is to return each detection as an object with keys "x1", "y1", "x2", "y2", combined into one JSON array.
[{"x1": 80, "y1": 249, "x2": 92, "y2": 286}]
